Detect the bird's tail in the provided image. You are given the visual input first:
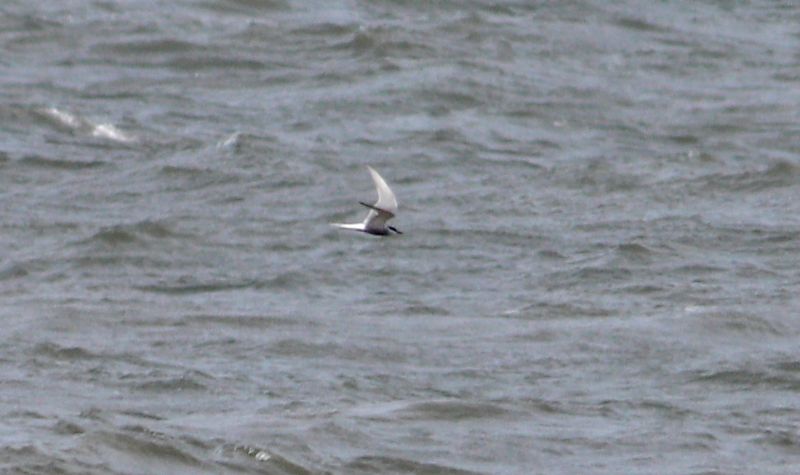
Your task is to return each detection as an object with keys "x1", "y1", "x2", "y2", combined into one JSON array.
[{"x1": 330, "y1": 222, "x2": 364, "y2": 231}]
